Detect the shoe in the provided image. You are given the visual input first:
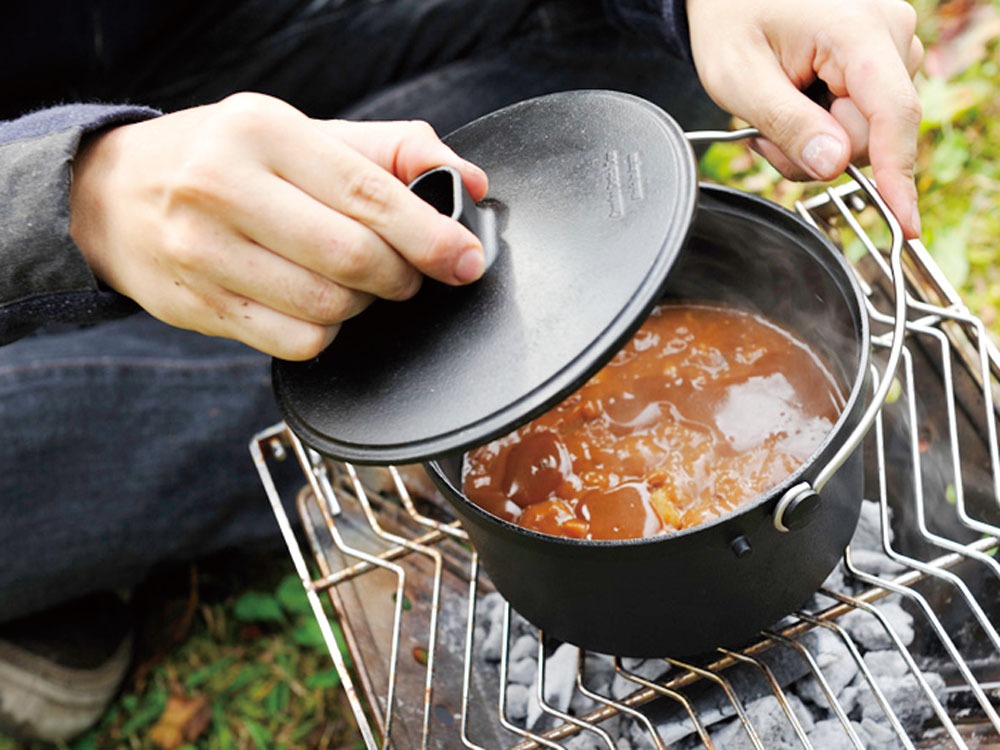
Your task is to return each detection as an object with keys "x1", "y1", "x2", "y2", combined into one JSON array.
[{"x1": 0, "y1": 592, "x2": 132, "y2": 742}]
